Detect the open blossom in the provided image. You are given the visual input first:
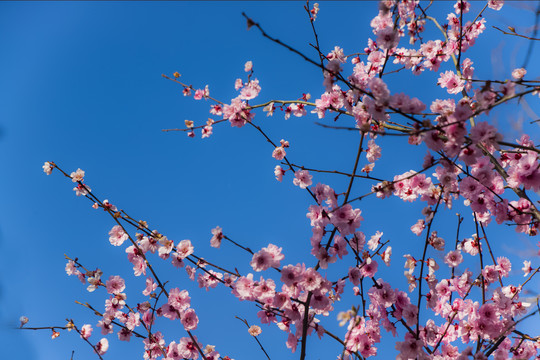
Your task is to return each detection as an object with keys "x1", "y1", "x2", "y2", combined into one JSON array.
[
  {"x1": 366, "y1": 139, "x2": 381, "y2": 163},
  {"x1": 522, "y1": 260, "x2": 533, "y2": 276},
  {"x1": 210, "y1": 226, "x2": 223, "y2": 248},
  {"x1": 109, "y1": 225, "x2": 128, "y2": 246},
  {"x1": 80, "y1": 324, "x2": 92, "y2": 339},
  {"x1": 248, "y1": 325, "x2": 262, "y2": 336},
  {"x1": 94, "y1": 338, "x2": 109, "y2": 355},
  {"x1": 512, "y1": 67, "x2": 526, "y2": 79},
  {"x1": 274, "y1": 165, "x2": 285, "y2": 182},
  {"x1": 438, "y1": 70, "x2": 465, "y2": 94},
  {"x1": 272, "y1": 146, "x2": 286, "y2": 160},
  {"x1": 181, "y1": 308, "x2": 199, "y2": 330},
  {"x1": 176, "y1": 239, "x2": 194, "y2": 259},
  {"x1": 201, "y1": 125, "x2": 213, "y2": 138},
  {"x1": 293, "y1": 170, "x2": 312, "y2": 189},
  {"x1": 244, "y1": 60, "x2": 253, "y2": 72},
  {"x1": 444, "y1": 249, "x2": 463, "y2": 267},
  {"x1": 73, "y1": 183, "x2": 91, "y2": 196},
  {"x1": 142, "y1": 277, "x2": 157, "y2": 296},
  {"x1": 376, "y1": 26, "x2": 399, "y2": 49},
  {"x1": 250, "y1": 244, "x2": 284, "y2": 271},
  {"x1": 239, "y1": 79, "x2": 261, "y2": 100},
  {"x1": 70, "y1": 168, "x2": 85, "y2": 182},
  {"x1": 223, "y1": 97, "x2": 254, "y2": 128},
  {"x1": 105, "y1": 275, "x2": 125, "y2": 294},
  {"x1": 488, "y1": 0, "x2": 504, "y2": 10},
  {"x1": 263, "y1": 101, "x2": 275, "y2": 116}
]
